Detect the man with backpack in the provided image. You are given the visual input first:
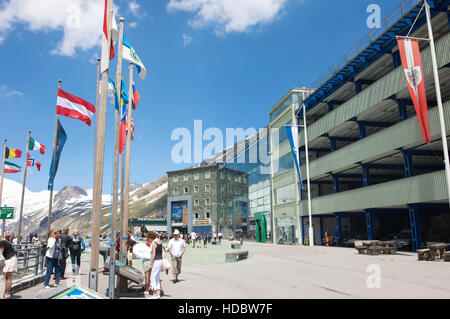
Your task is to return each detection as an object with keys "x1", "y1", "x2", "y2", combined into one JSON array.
[{"x1": 69, "y1": 230, "x2": 85, "y2": 276}]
